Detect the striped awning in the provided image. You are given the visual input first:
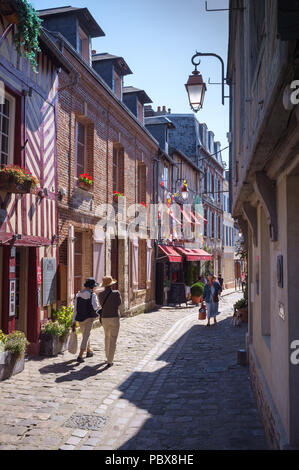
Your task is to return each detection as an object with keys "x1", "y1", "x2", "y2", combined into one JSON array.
[
  {"x1": 176, "y1": 247, "x2": 212, "y2": 261},
  {"x1": 158, "y1": 245, "x2": 182, "y2": 263}
]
